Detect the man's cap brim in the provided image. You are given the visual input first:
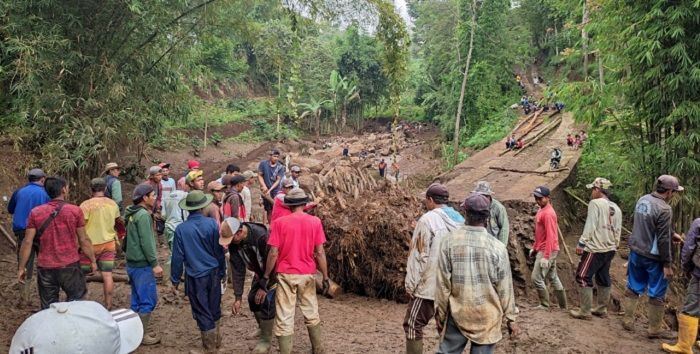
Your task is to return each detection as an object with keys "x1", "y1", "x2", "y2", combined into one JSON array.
[{"x1": 111, "y1": 309, "x2": 143, "y2": 354}]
